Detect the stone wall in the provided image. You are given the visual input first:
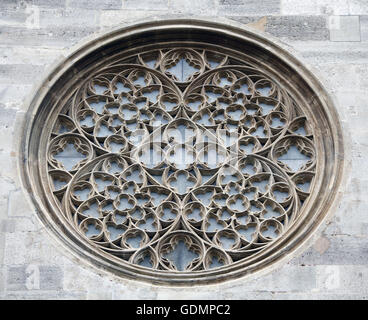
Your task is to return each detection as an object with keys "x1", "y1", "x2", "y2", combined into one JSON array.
[{"x1": 0, "y1": 0, "x2": 367, "y2": 299}]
